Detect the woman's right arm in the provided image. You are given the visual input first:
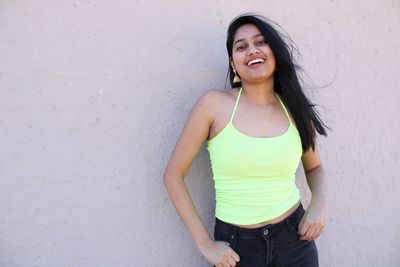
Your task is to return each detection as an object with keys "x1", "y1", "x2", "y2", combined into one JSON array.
[{"x1": 163, "y1": 90, "x2": 240, "y2": 267}]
